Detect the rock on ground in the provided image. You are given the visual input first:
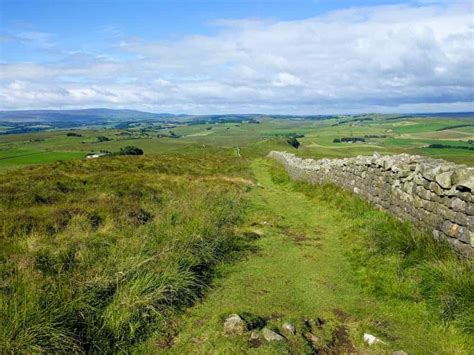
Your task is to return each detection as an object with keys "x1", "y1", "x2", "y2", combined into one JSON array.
[
  {"x1": 282, "y1": 322, "x2": 296, "y2": 335},
  {"x1": 262, "y1": 327, "x2": 284, "y2": 342},
  {"x1": 249, "y1": 331, "x2": 263, "y2": 347},
  {"x1": 223, "y1": 314, "x2": 246, "y2": 335}
]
